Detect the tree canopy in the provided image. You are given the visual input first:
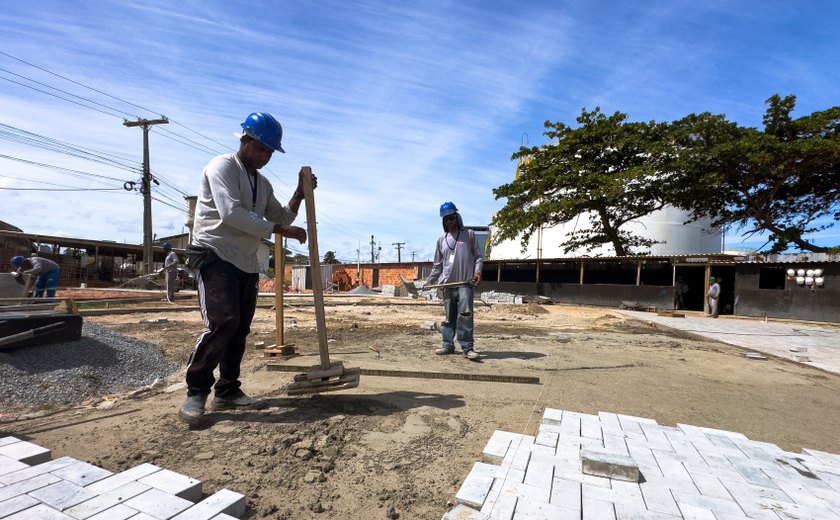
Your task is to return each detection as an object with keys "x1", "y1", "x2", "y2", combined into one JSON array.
[
  {"x1": 322, "y1": 251, "x2": 341, "y2": 264},
  {"x1": 492, "y1": 96, "x2": 840, "y2": 255},
  {"x1": 492, "y1": 108, "x2": 673, "y2": 256},
  {"x1": 669, "y1": 95, "x2": 840, "y2": 253}
]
